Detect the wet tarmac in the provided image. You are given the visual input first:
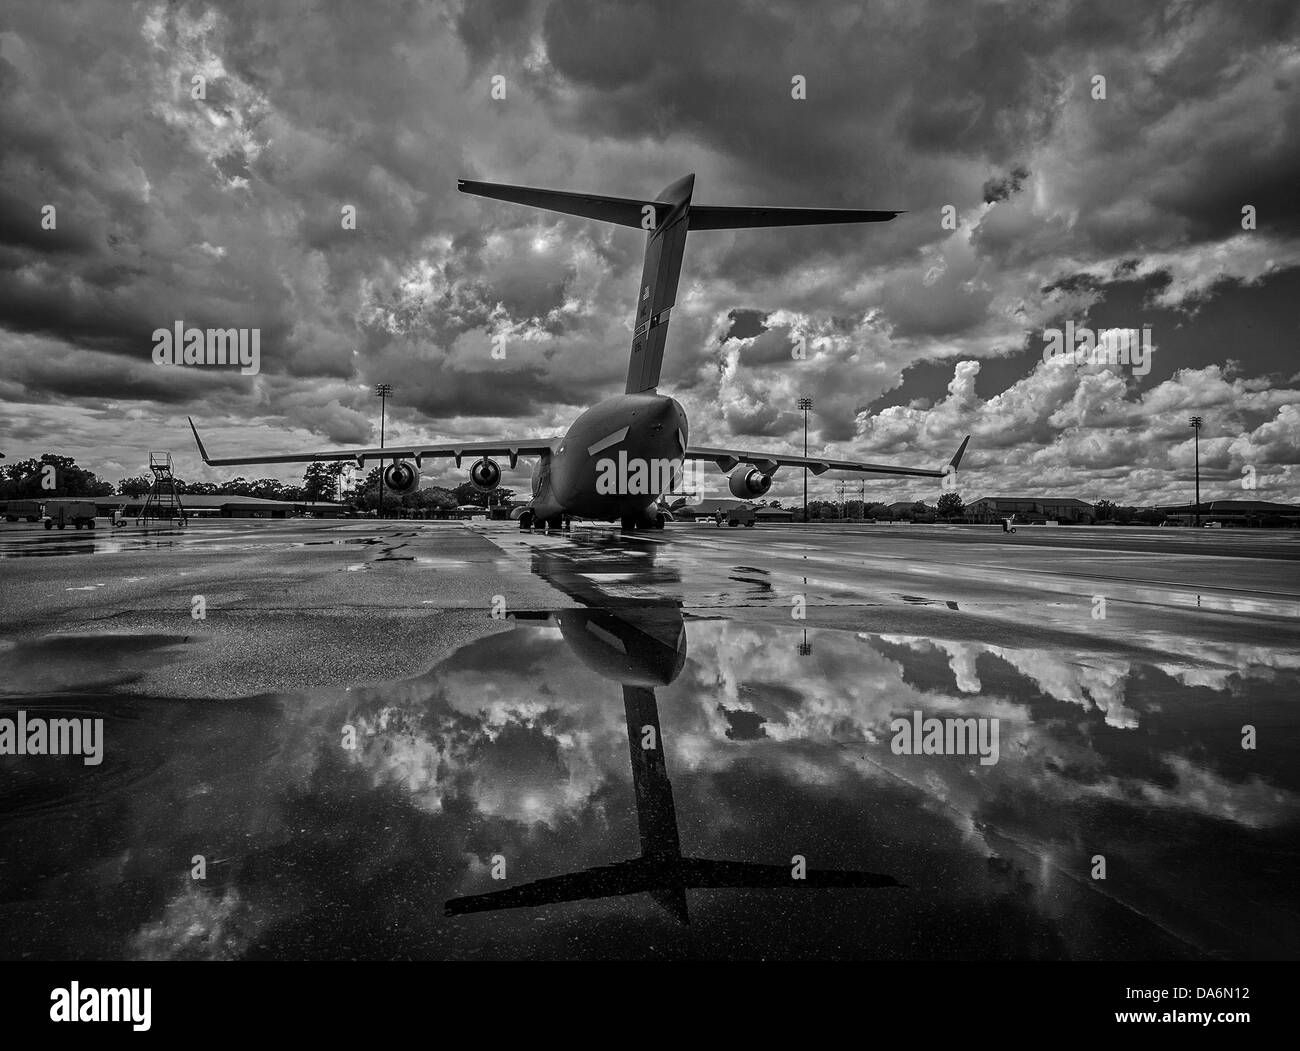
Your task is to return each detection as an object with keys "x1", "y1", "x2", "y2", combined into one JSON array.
[{"x1": 0, "y1": 518, "x2": 1297, "y2": 959}]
